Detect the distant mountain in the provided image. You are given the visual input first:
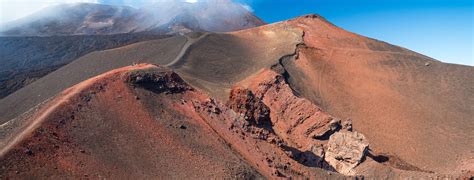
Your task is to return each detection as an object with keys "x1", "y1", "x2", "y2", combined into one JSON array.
[{"x1": 0, "y1": 1, "x2": 265, "y2": 36}]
